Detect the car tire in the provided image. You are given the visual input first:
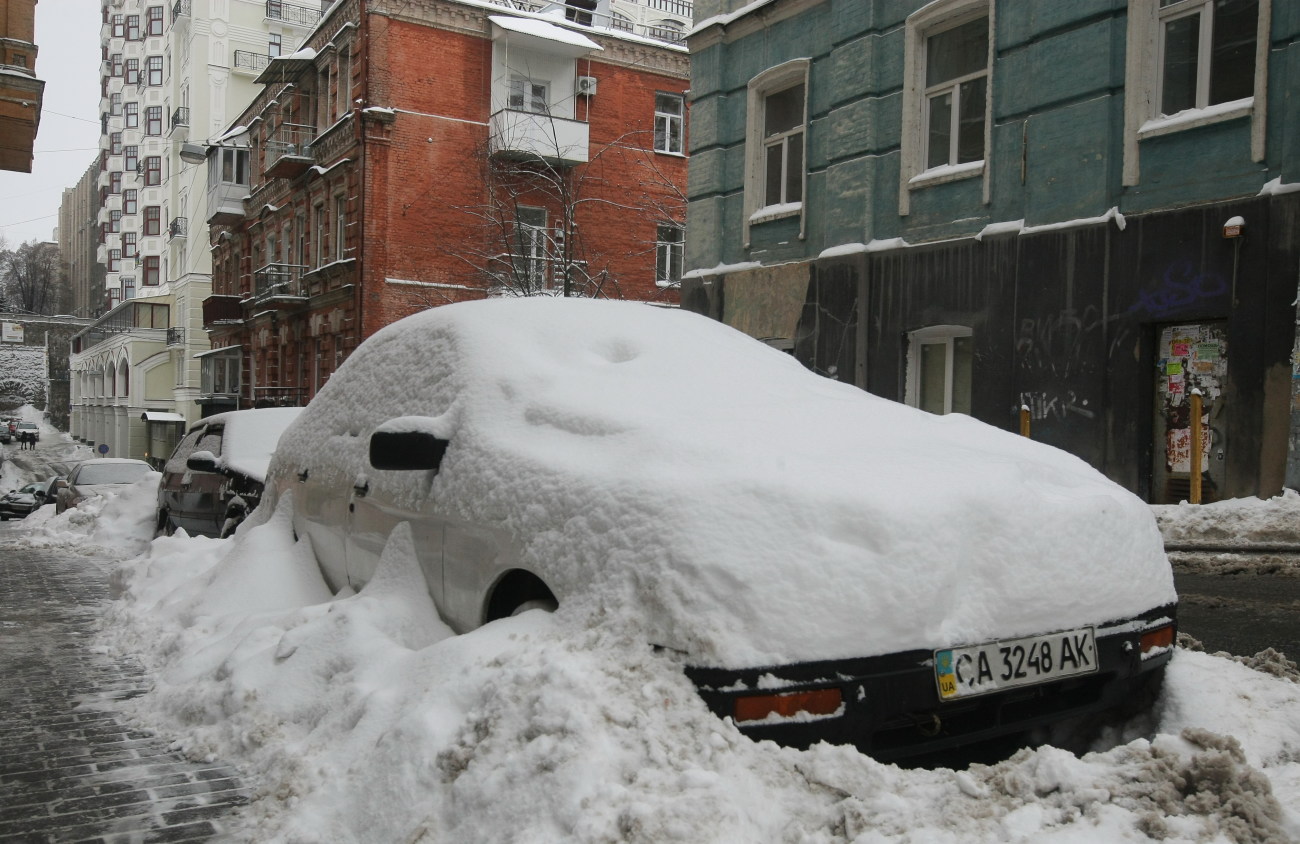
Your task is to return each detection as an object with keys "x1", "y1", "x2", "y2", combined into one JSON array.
[
  {"x1": 156, "y1": 511, "x2": 177, "y2": 537},
  {"x1": 487, "y1": 570, "x2": 558, "y2": 621}
]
